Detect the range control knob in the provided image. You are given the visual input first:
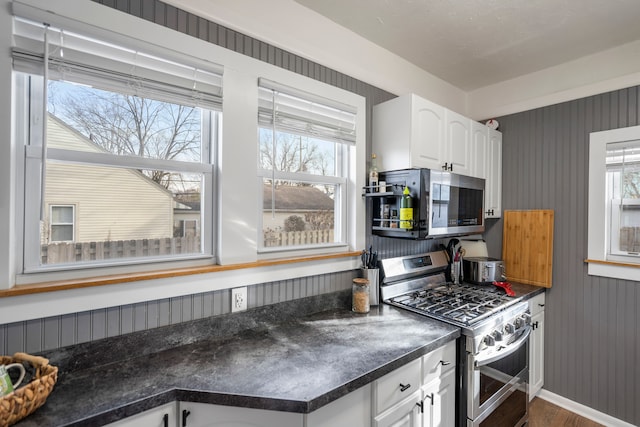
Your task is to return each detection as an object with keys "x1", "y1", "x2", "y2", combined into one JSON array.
[
  {"x1": 491, "y1": 330, "x2": 503, "y2": 341},
  {"x1": 504, "y1": 323, "x2": 515, "y2": 334},
  {"x1": 483, "y1": 335, "x2": 495, "y2": 347},
  {"x1": 515, "y1": 317, "x2": 525, "y2": 329}
]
